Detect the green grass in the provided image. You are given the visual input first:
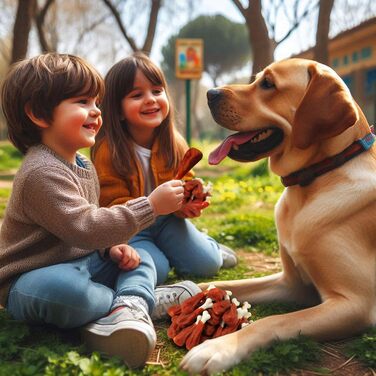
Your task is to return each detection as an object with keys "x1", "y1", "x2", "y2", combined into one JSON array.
[
  {"x1": 0, "y1": 188, "x2": 11, "y2": 218},
  {"x1": 0, "y1": 142, "x2": 23, "y2": 170},
  {"x1": 345, "y1": 327, "x2": 376, "y2": 368},
  {"x1": 0, "y1": 141, "x2": 374, "y2": 375}
]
